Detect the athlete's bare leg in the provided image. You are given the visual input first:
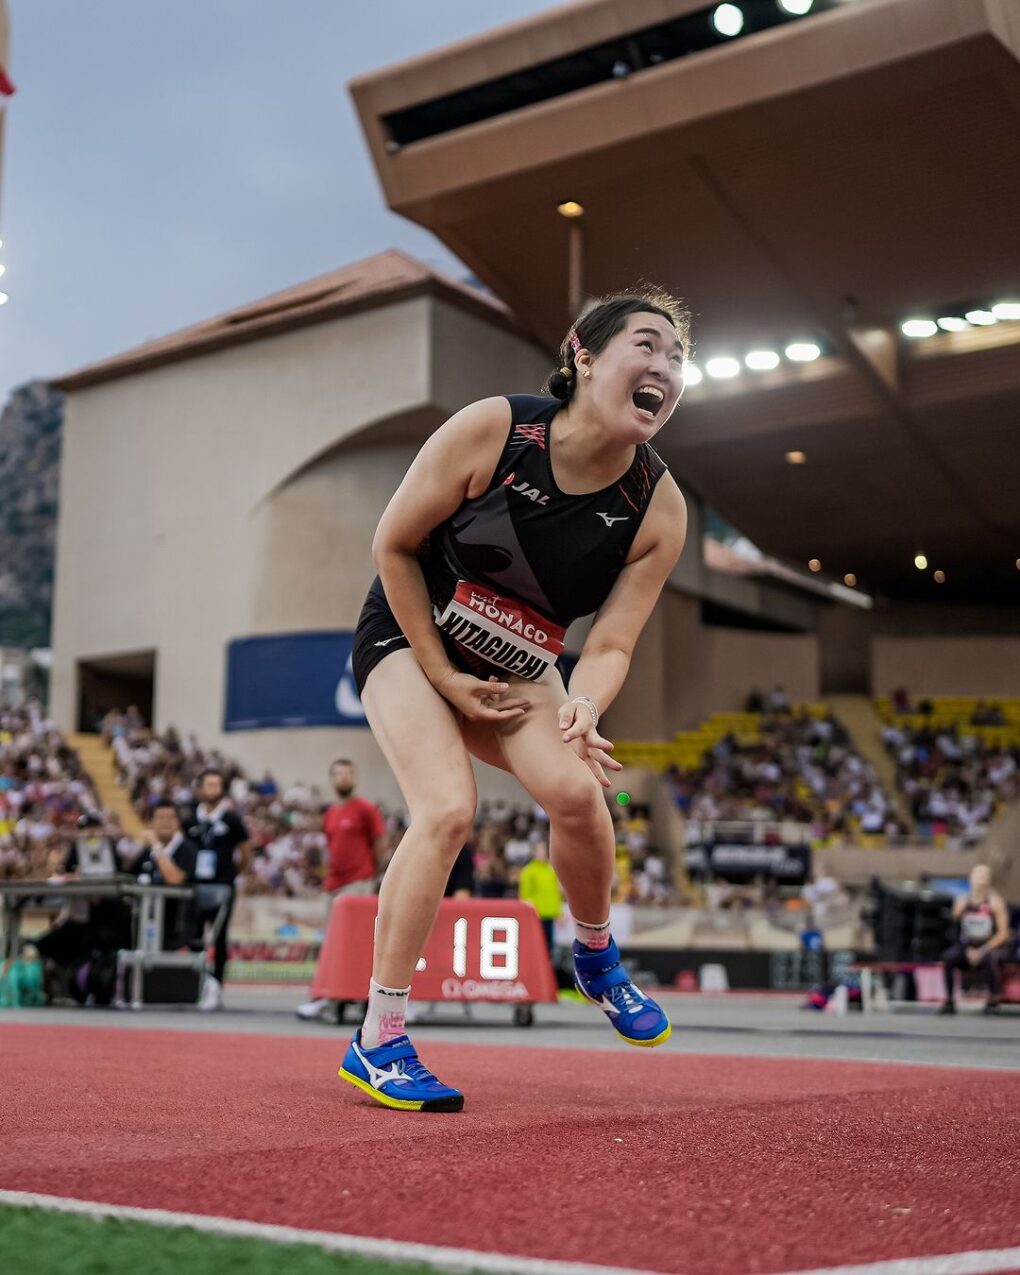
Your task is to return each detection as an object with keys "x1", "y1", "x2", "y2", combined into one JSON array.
[
  {"x1": 360, "y1": 650, "x2": 478, "y2": 988},
  {"x1": 466, "y1": 676, "x2": 614, "y2": 924}
]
